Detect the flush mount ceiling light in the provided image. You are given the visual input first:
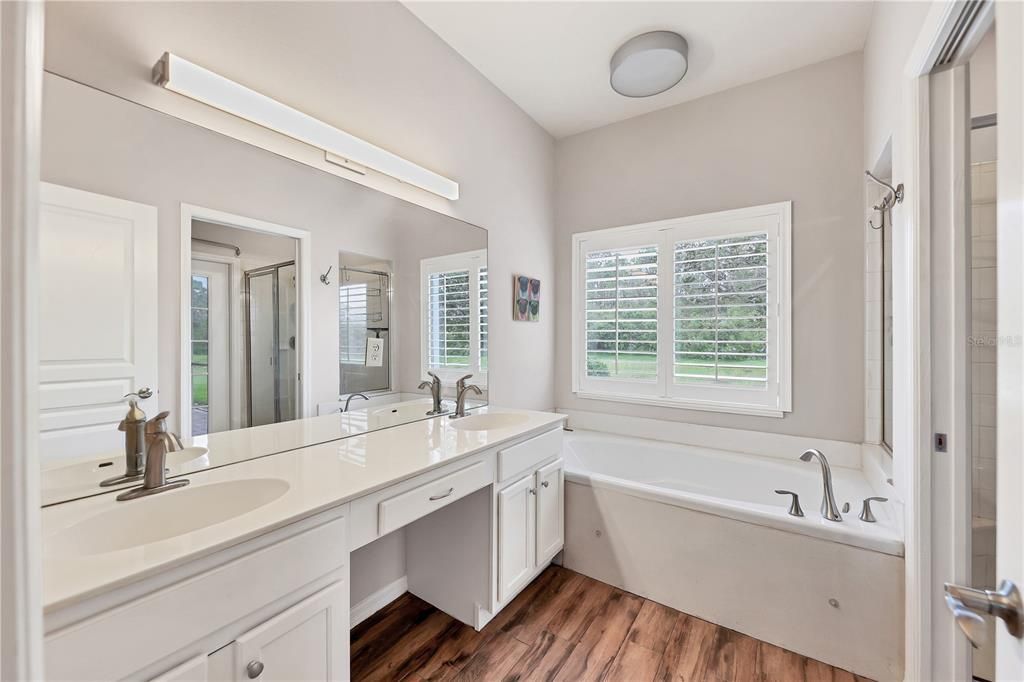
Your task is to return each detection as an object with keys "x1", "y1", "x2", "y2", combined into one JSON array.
[
  {"x1": 152, "y1": 52, "x2": 459, "y2": 200},
  {"x1": 610, "y1": 31, "x2": 689, "y2": 98}
]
